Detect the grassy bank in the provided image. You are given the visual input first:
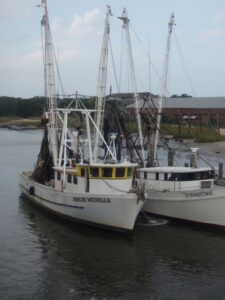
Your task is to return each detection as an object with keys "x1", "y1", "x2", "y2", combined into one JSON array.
[
  {"x1": 125, "y1": 121, "x2": 225, "y2": 143},
  {"x1": 0, "y1": 116, "x2": 21, "y2": 123},
  {"x1": 1, "y1": 115, "x2": 224, "y2": 143},
  {"x1": 0, "y1": 116, "x2": 41, "y2": 127},
  {"x1": 160, "y1": 124, "x2": 225, "y2": 143}
]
